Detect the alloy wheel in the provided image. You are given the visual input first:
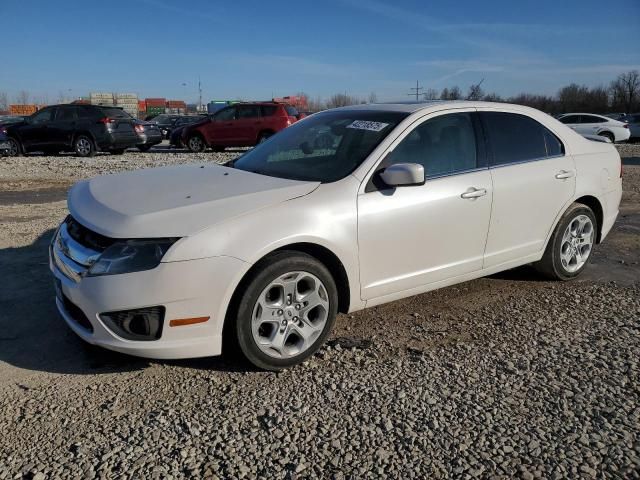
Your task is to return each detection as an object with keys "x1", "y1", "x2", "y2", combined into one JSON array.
[
  {"x1": 7, "y1": 138, "x2": 19, "y2": 156},
  {"x1": 189, "y1": 137, "x2": 203, "y2": 152},
  {"x1": 251, "y1": 271, "x2": 330, "y2": 359},
  {"x1": 76, "y1": 138, "x2": 91, "y2": 156},
  {"x1": 560, "y1": 214, "x2": 594, "y2": 273}
]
